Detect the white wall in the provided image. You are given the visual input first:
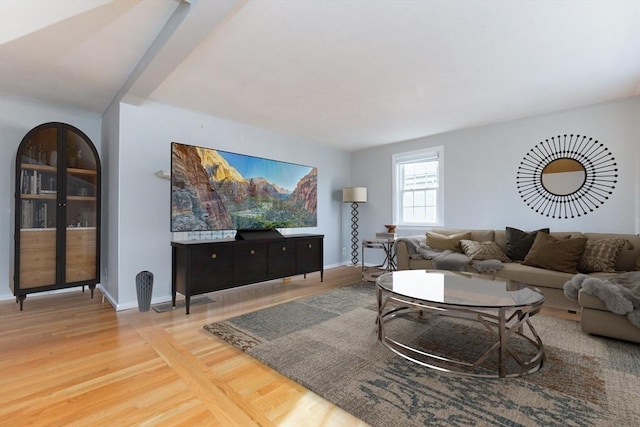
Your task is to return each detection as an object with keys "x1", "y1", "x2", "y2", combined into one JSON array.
[
  {"x1": 352, "y1": 97, "x2": 640, "y2": 242},
  {"x1": 109, "y1": 99, "x2": 352, "y2": 309},
  {"x1": 0, "y1": 93, "x2": 102, "y2": 299},
  {"x1": 5, "y1": 93, "x2": 636, "y2": 306},
  {"x1": 100, "y1": 99, "x2": 120, "y2": 304}
]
